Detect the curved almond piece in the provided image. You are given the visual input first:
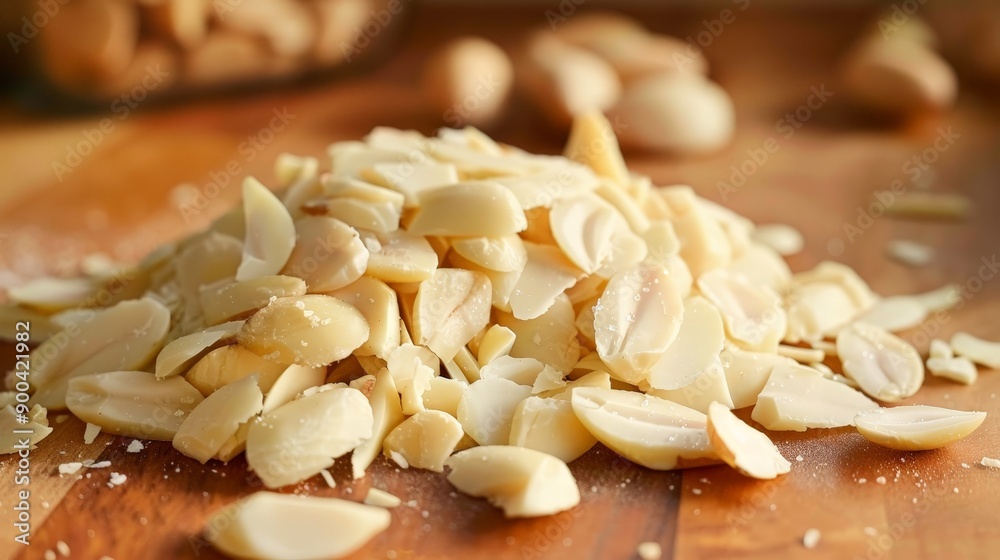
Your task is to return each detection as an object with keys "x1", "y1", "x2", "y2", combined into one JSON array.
[
  {"x1": 445, "y1": 446, "x2": 580, "y2": 518},
  {"x1": 261, "y1": 364, "x2": 326, "y2": 414},
  {"x1": 508, "y1": 242, "x2": 581, "y2": 320},
  {"x1": 510, "y1": 396, "x2": 596, "y2": 463},
  {"x1": 697, "y1": 269, "x2": 786, "y2": 353},
  {"x1": 457, "y1": 377, "x2": 532, "y2": 446},
  {"x1": 784, "y1": 282, "x2": 860, "y2": 343},
  {"x1": 751, "y1": 362, "x2": 879, "y2": 431},
  {"x1": 644, "y1": 359, "x2": 733, "y2": 414},
  {"x1": 408, "y1": 182, "x2": 527, "y2": 237},
  {"x1": 237, "y1": 178, "x2": 296, "y2": 282},
  {"x1": 451, "y1": 235, "x2": 527, "y2": 273},
  {"x1": 175, "y1": 232, "x2": 243, "y2": 316},
  {"x1": 549, "y1": 194, "x2": 619, "y2": 274},
  {"x1": 383, "y1": 410, "x2": 464, "y2": 472},
  {"x1": 479, "y1": 356, "x2": 546, "y2": 386},
  {"x1": 352, "y1": 368, "x2": 406, "y2": 479},
  {"x1": 721, "y1": 346, "x2": 796, "y2": 409},
  {"x1": 330, "y1": 276, "x2": 400, "y2": 359},
  {"x1": 246, "y1": 387, "x2": 372, "y2": 488},
  {"x1": 476, "y1": 325, "x2": 516, "y2": 366},
  {"x1": 422, "y1": 376, "x2": 466, "y2": 418},
  {"x1": 725, "y1": 243, "x2": 792, "y2": 292},
  {"x1": 927, "y1": 356, "x2": 977, "y2": 385},
  {"x1": 564, "y1": 111, "x2": 630, "y2": 187},
  {"x1": 204, "y1": 492, "x2": 390, "y2": 560},
  {"x1": 362, "y1": 229, "x2": 439, "y2": 284},
  {"x1": 854, "y1": 406, "x2": 986, "y2": 451},
  {"x1": 570, "y1": 387, "x2": 718, "y2": 470},
  {"x1": 309, "y1": 198, "x2": 401, "y2": 234},
  {"x1": 950, "y1": 332, "x2": 1000, "y2": 370},
  {"x1": 413, "y1": 269, "x2": 491, "y2": 362},
  {"x1": 594, "y1": 263, "x2": 684, "y2": 384},
  {"x1": 7, "y1": 277, "x2": 100, "y2": 313},
  {"x1": 173, "y1": 375, "x2": 264, "y2": 464},
  {"x1": 237, "y1": 295, "x2": 369, "y2": 367},
  {"x1": 496, "y1": 293, "x2": 580, "y2": 374},
  {"x1": 707, "y1": 401, "x2": 790, "y2": 480},
  {"x1": 185, "y1": 344, "x2": 286, "y2": 397},
  {"x1": 837, "y1": 322, "x2": 924, "y2": 402},
  {"x1": 855, "y1": 296, "x2": 927, "y2": 332},
  {"x1": 280, "y1": 217, "x2": 369, "y2": 293},
  {"x1": 659, "y1": 187, "x2": 731, "y2": 278},
  {"x1": 648, "y1": 296, "x2": 725, "y2": 390},
  {"x1": 66, "y1": 371, "x2": 204, "y2": 441},
  {"x1": 200, "y1": 275, "x2": 307, "y2": 325},
  {"x1": 31, "y1": 299, "x2": 171, "y2": 409},
  {"x1": 155, "y1": 321, "x2": 244, "y2": 379}
]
